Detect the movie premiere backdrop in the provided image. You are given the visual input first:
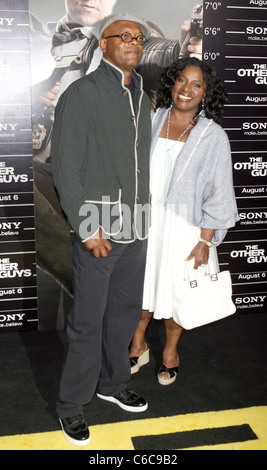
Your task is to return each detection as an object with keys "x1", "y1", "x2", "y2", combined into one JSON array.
[{"x1": 0, "y1": 0, "x2": 266, "y2": 332}]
